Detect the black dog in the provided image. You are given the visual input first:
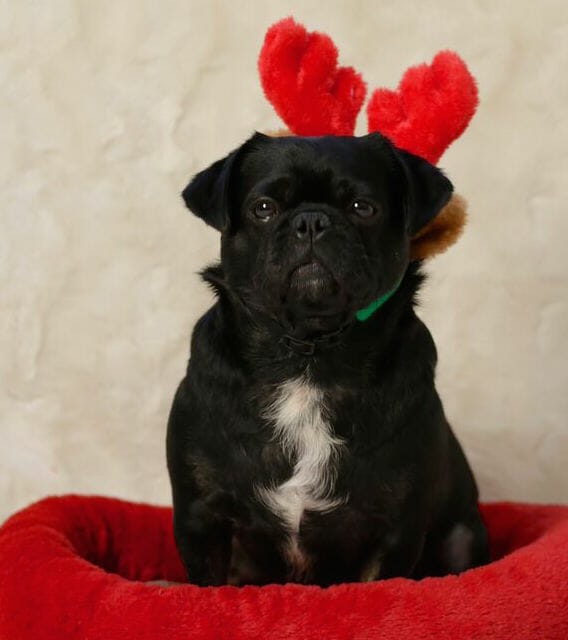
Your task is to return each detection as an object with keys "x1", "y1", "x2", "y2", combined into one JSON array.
[{"x1": 167, "y1": 132, "x2": 489, "y2": 586}]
